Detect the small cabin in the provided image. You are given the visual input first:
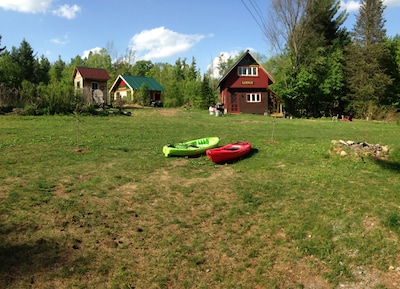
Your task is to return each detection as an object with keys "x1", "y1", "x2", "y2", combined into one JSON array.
[
  {"x1": 109, "y1": 74, "x2": 165, "y2": 106},
  {"x1": 73, "y1": 67, "x2": 111, "y2": 105},
  {"x1": 218, "y1": 50, "x2": 283, "y2": 116}
]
